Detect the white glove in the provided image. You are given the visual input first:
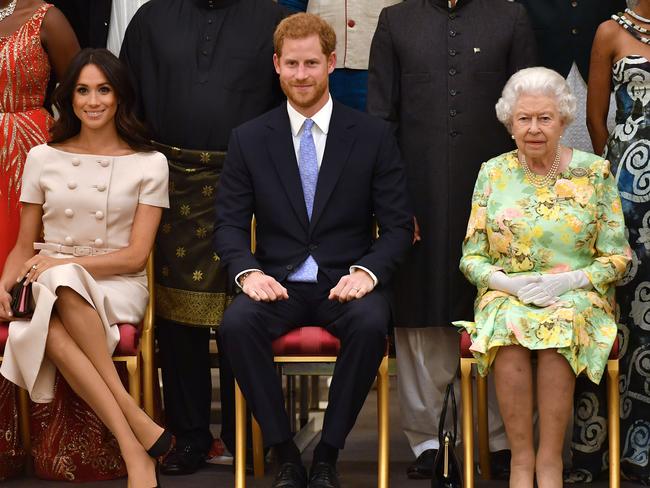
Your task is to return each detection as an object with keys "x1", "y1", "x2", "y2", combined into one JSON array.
[
  {"x1": 517, "y1": 270, "x2": 591, "y2": 307},
  {"x1": 488, "y1": 271, "x2": 542, "y2": 296}
]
